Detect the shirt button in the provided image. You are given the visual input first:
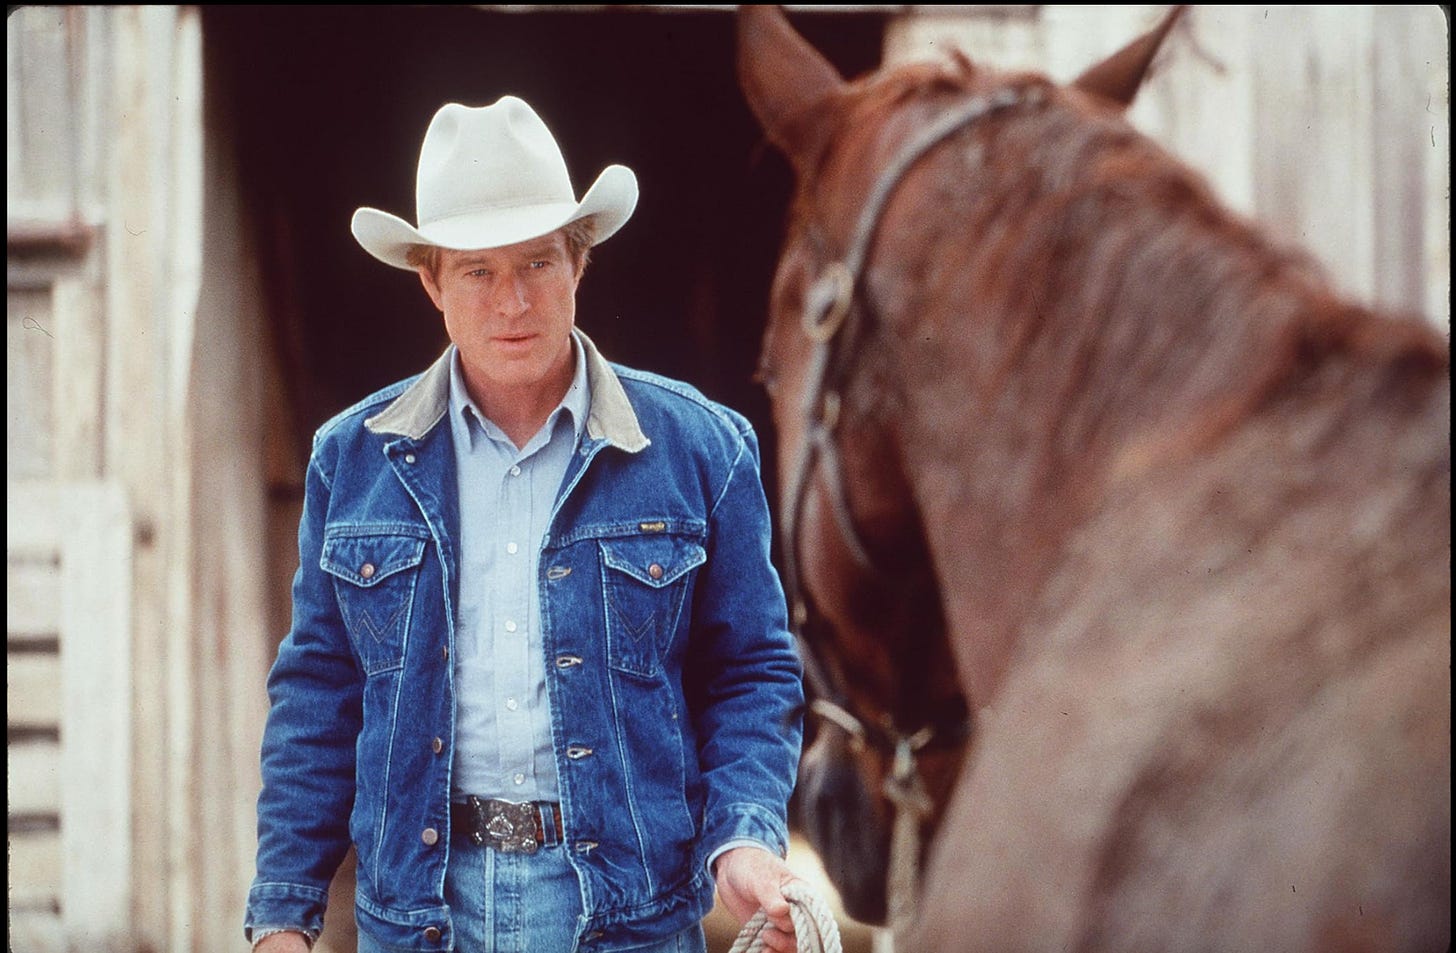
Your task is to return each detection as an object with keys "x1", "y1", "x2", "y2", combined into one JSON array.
[
  {"x1": 431, "y1": 737, "x2": 443, "y2": 754},
  {"x1": 514, "y1": 773, "x2": 525, "y2": 785},
  {"x1": 442, "y1": 644, "x2": 449, "y2": 661},
  {"x1": 405, "y1": 454, "x2": 417, "y2": 465},
  {"x1": 421, "y1": 827, "x2": 439, "y2": 846},
  {"x1": 360, "y1": 563, "x2": 376, "y2": 580},
  {"x1": 506, "y1": 542, "x2": 519, "y2": 555},
  {"x1": 506, "y1": 698, "x2": 518, "y2": 711},
  {"x1": 424, "y1": 926, "x2": 442, "y2": 943},
  {"x1": 505, "y1": 620, "x2": 518, "y2": 633},
  {"x1": 648, "y1": 563, "x2": 664, "y2": 580},
  {"x1": 509, "y1": 465, "x2": 522, "y2": 477}
]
